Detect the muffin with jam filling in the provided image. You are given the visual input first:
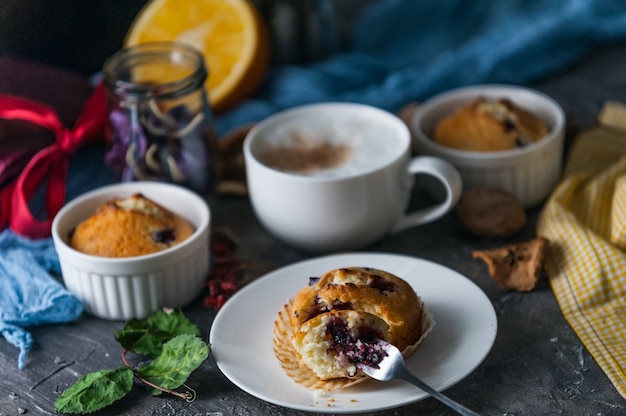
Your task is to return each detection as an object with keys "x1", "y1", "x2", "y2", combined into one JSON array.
[
  {"x1": 69, "y1": 193, "x2": 194, "y2": 257},
  {"x1": 274, "y1": 267, "x2": 433, "y2": 390},
  {"x1": 433, "y1": 97, "x2": 549, "y2": 151}
]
